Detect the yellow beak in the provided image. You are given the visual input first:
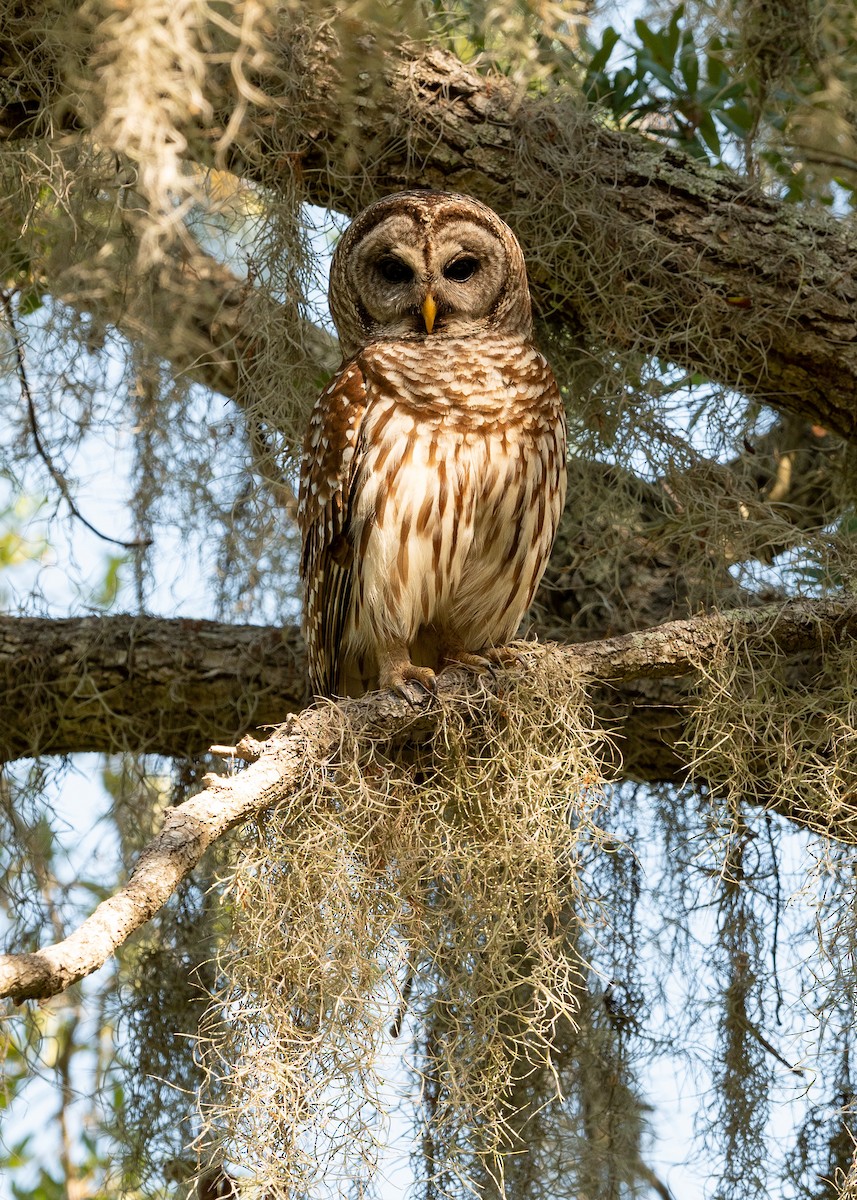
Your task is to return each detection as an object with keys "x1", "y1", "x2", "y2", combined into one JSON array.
[{"x1": 421, "y1": 293, "x2": 437, "y2": 334}]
